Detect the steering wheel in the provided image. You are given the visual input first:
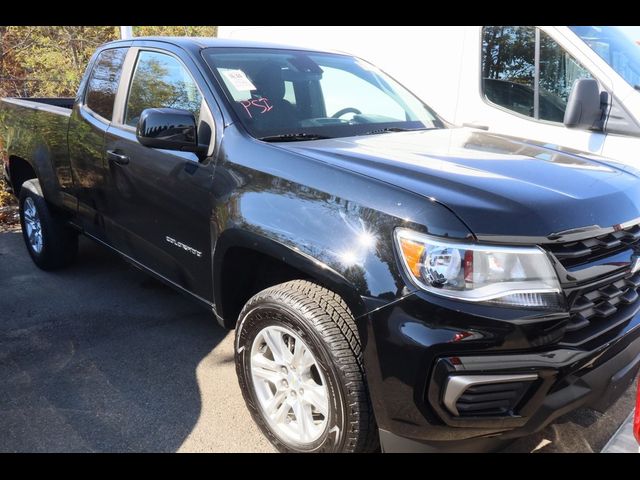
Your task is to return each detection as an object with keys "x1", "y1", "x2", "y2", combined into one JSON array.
[{"x1": 332, "y1": 107, "x2": 362, "y2": 119}]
